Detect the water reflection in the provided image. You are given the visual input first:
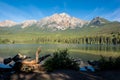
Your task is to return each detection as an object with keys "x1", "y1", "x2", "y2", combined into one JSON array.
[
  {"x1": 78, "y1": 44, "x2": 120, "y2": 52},
  {"x1": 0, "y1": 44, "x2": 120, "y2": 60}
]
